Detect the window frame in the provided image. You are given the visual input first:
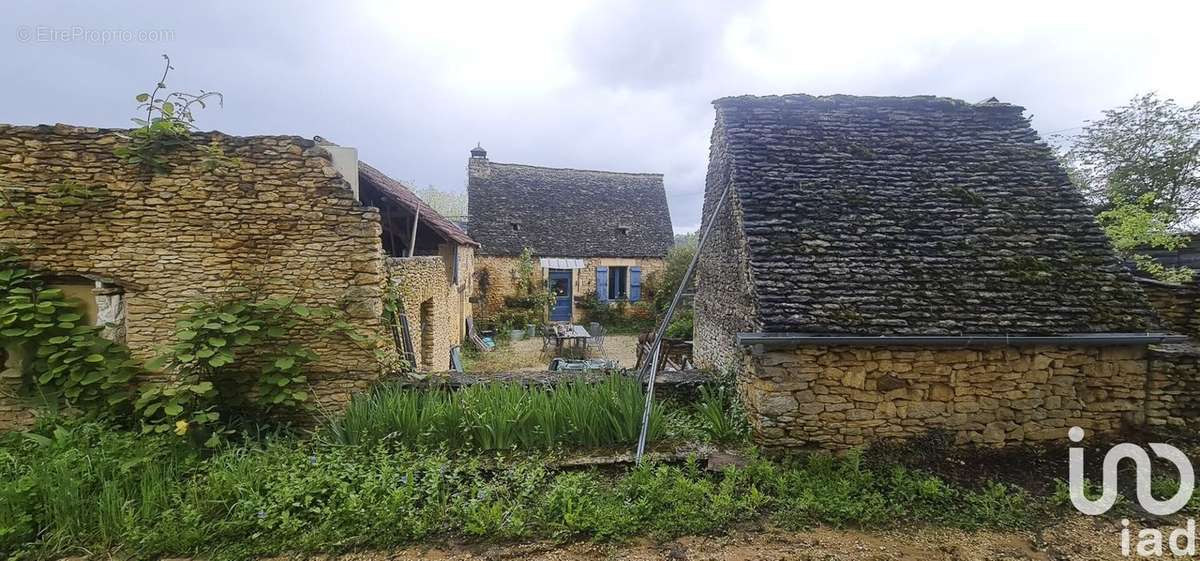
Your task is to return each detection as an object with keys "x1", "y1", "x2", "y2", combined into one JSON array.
[{"x1": 606, "y1": 266, "x2": 628, "y2": 301}]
